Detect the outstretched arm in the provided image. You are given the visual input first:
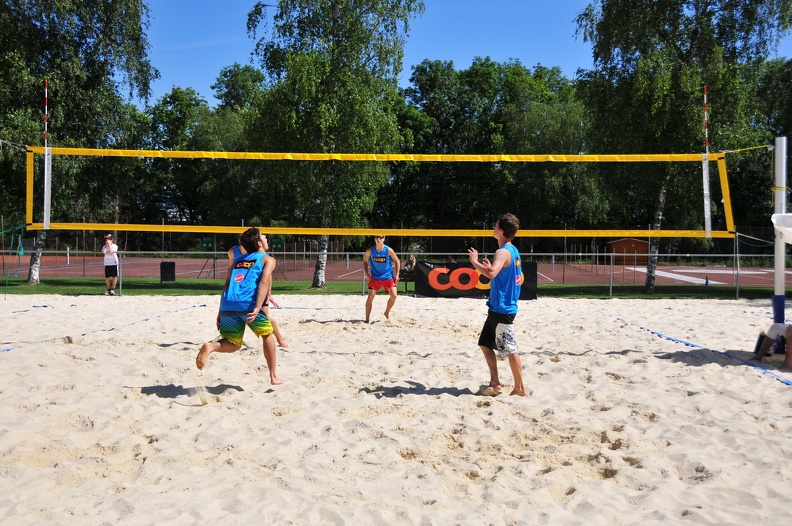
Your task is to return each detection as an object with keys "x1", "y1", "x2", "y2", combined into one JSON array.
[{"x1": 389, "y1": 248, "x2": 400, "y2": 282}]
